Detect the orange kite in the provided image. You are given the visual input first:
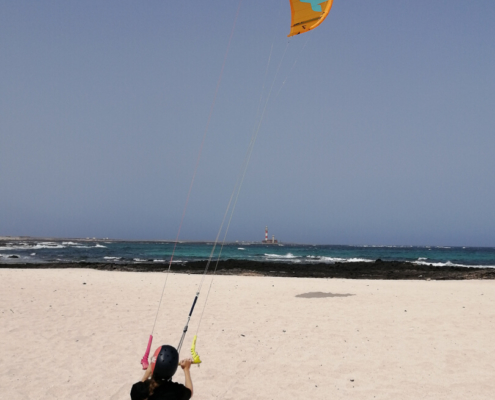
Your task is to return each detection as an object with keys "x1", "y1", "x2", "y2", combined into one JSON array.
[{"x1": 288, "y1": 0, "x2": 334, "y2": 37}]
